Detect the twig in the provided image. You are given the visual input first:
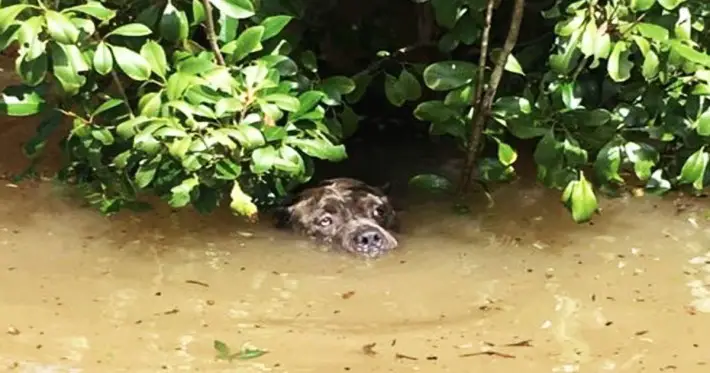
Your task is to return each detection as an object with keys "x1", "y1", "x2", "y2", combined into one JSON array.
[
  {"x1": 110, "y1": 70, "x2": 134, "y2": 117},
  {"x1": 457, "y1": 0, "x2": 526, "y2": 195},
  {"x1": 460, "y1": 350, "x2": 516, "y2": 359},
  {"x1": 203, "y1": 0, "x2": 225, "y2": 66}
]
